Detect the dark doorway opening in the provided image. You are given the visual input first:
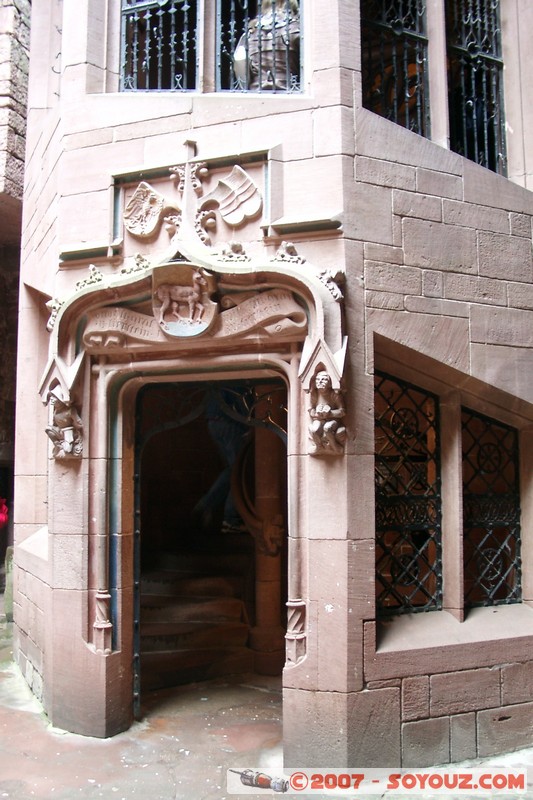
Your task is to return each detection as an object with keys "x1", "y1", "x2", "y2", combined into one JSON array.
[{"x1": 134, "y1": 379, "x2": 287, "y2": 714}]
